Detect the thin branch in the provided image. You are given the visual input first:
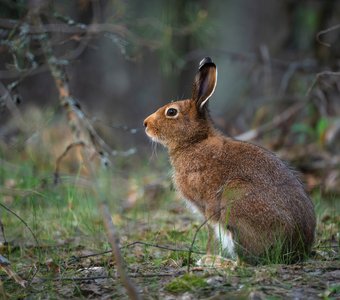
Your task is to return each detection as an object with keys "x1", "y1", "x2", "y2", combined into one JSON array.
[
  {"x1": 0, "y1": 18, "x2": 135, "y2": 40},
  {"x1": 305, "y1": 70, "x2": 340, "y2": 97},
  {"x1": 260, "y1": 44, "x2": 272, "y2": 96},
  {"x1": 91, "y1": 118, "x2": 141, "y2": 134},
  {"x1": 182, "y1": 48, "x2": 318, "y2": 72},
  {"x1": 235, "y1": 70, "x2": 340, "y2": 141},
  {"x1": 0, "y1": 203, "x2": 40, "y2": 250},
  {"x1": 0, "y1": 202, "x2": 40, "y2": 285},
  {"x1": 279, "y1": 60, "x2": 315, "y2": 94},
  {"x1": 235, "y1": 101, "x2": 305, "y2": 141},
  {"x1": 316, "y1": 24, "x2": 340, "y2": 47},
  {"x1": 100, "y1": 202, "x2": 141, "y2": 300},
  {"x1": 121, "y1": 241, "x2": 205, "y2": 255},
  {"x1": 54, "y1": 141, "x2": 86, "y2": 184},
  {"x1": 68, "y1": 241, "x2": 205, "y2": 263}
]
